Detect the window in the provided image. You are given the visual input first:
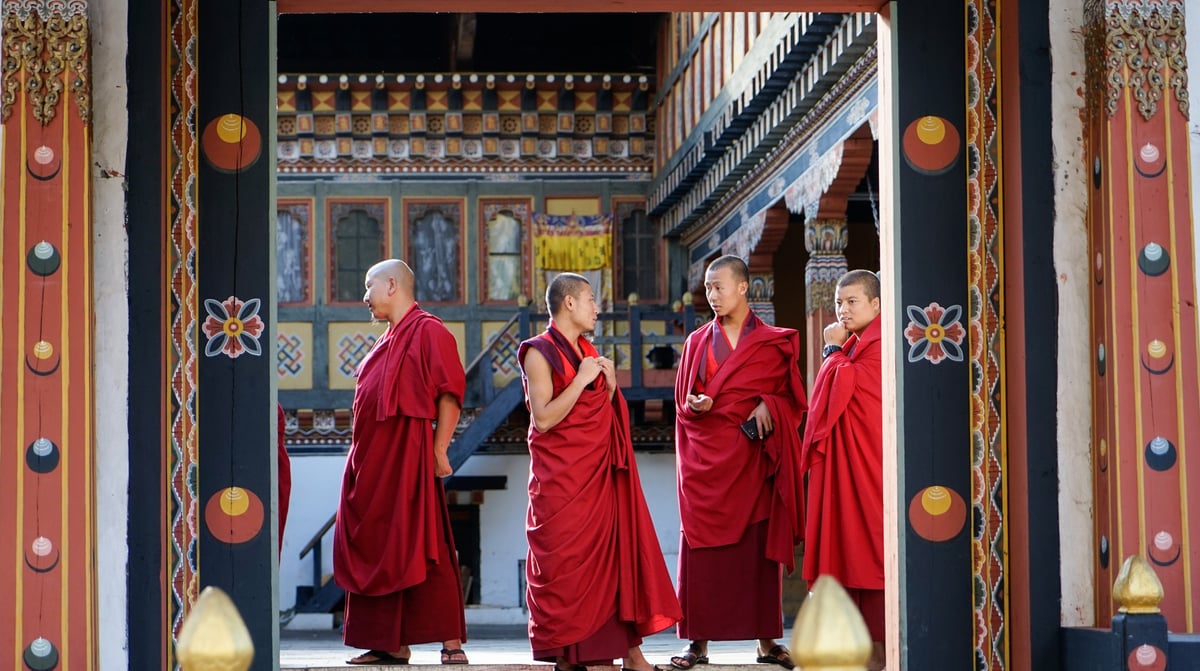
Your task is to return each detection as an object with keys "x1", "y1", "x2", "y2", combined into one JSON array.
[
  {"x1": 276, "y1": 200, "x2": 311, "y2": 304},
  {"x1": 479, "y1": 198, "x2": 531, "y2": 304},
  {"x1": 618, "y1": 205, "x2": 661, "y2": 302},
  {"x1": 405, "y1": 199, "x2": 465, "y2": 304},
  {"x1": 329, "y1": 202, "x2": 386, "y2": 303}
]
